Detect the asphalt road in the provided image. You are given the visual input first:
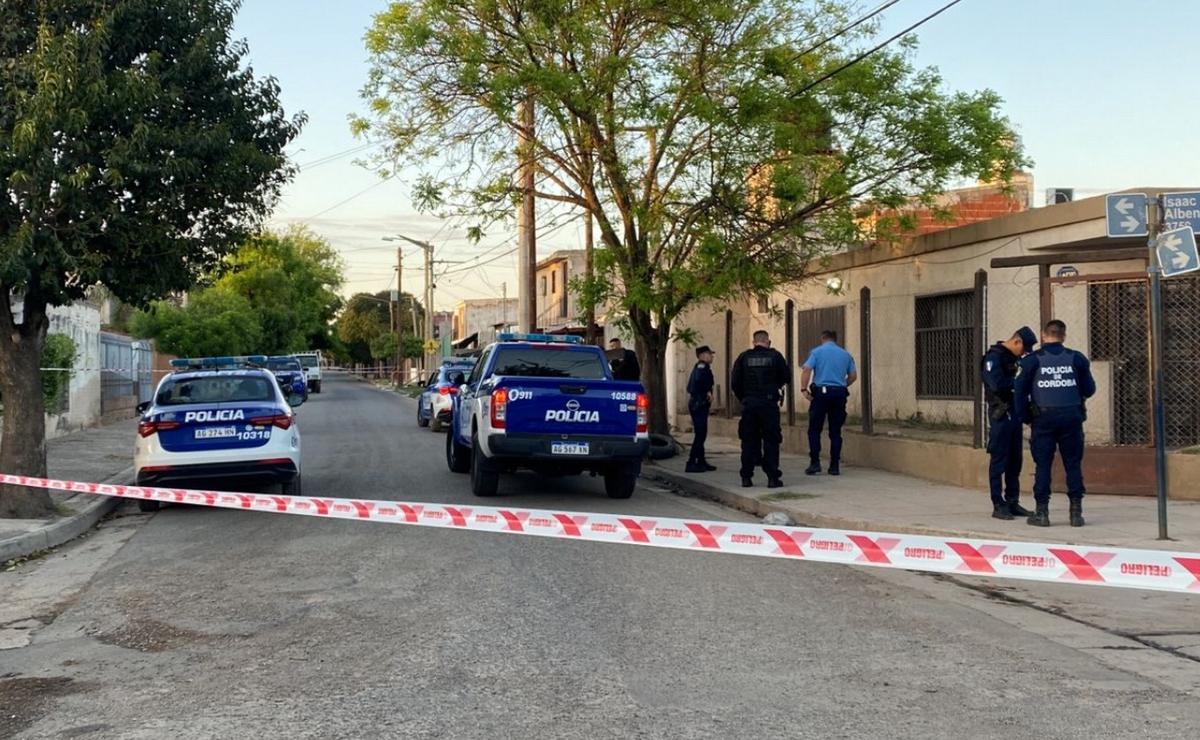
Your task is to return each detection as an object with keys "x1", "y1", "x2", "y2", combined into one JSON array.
[{"x1": 4, "y1": 373, "x2": 1200, "y2": 739}]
